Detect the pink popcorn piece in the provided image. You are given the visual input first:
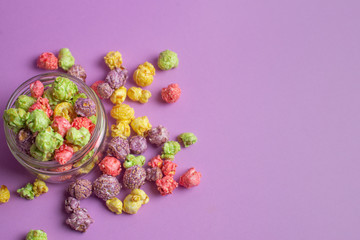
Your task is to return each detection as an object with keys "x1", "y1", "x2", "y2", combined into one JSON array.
[
  {"x1": 30, "y1": 80, "x2": 44, "y2": 98},
  {"x1": 99, "y1": 156, "x2": 122, "y2": 177},
  {"x1": 90, "y1": 81, "x2": 105, "y2": 99},
  {"x1": 37, "y1": 52, "x2": 58, "y2": 70},
  {"x1": 71, "y1": 117, "x2": 95, "y2": 135},
  {"x1": 54, "y1": 144, "x2": 74, "y2": 165},
  {"x1": 162, "y1": 160, "x2": 177, "y2": 177},
  {"x1": 52, "y1": 116, "x2": 71, "y2": 137},
  {"x1": 28, "y1": 97, "x2": 53, "y2": 118},
  {"x1": 161, "y1": 83, "x2": 181, "y2": 103},
  {"x1": 179, "y1": 168, "x2": 202, "y2": 188},
  {"x1": 148, "y1": 155, "x2": 164, "y2": 168},
  {"x1": 156, "y1": 176, "x2": 178, "y2": 196}
]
